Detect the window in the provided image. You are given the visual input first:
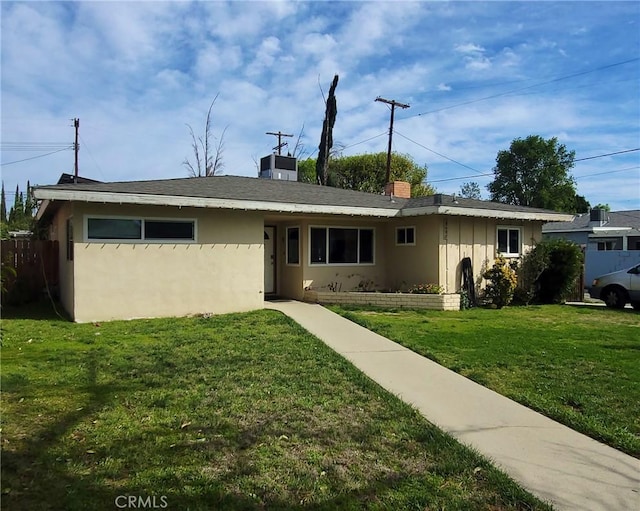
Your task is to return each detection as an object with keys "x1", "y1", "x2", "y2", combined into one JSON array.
[
  {"x1": 597, "y1": 241, "x2": 615, "y2": 251},
  {"x1": 310, "y1": 226, "x2": 374, "y2": 265},
  {"x1": 396, "y1": 226, "x2": 415, "y2": 246},
  {"x1": 66, "y1": 218, "x2": 74, "y2": 261},
  {"x1": 497, "y1": 227, "x2": 521, "y2": 256},
  {"x1": 286, "y1": 227, "x2": 300, "y2": 265},
  {"x1": 86, "y1": 217, "x2": 195, "y2": 242},
  {"x1": 88, "y1": 218, "x2": 142, "y2": 240},
  {"x1": 145, "y1": 220, "x2": 194, "y2": 240}
]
